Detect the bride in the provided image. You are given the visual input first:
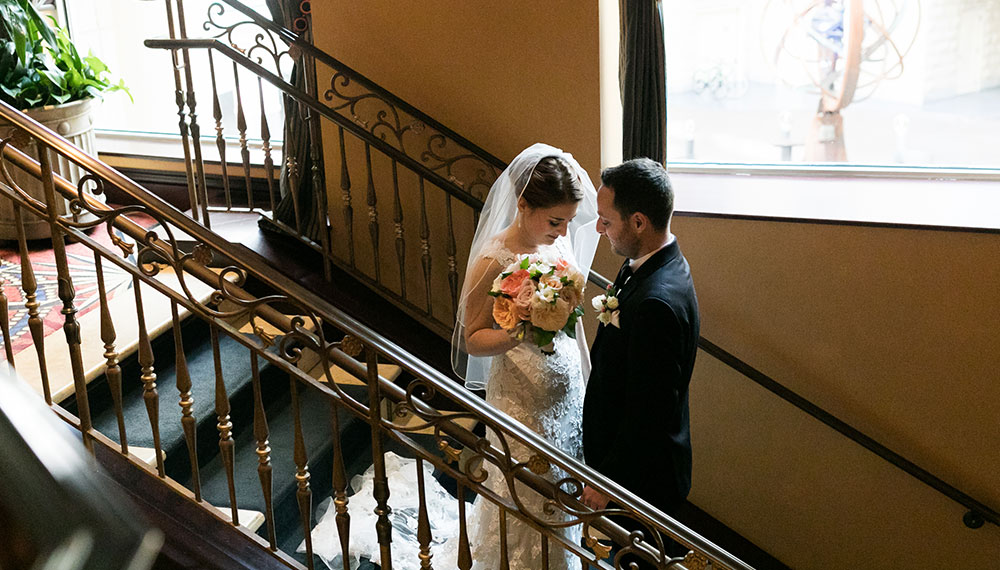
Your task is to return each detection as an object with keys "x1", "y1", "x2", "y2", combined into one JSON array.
[{"x1": 305, "y1": 143, "x2": 599, "y2": 570}]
